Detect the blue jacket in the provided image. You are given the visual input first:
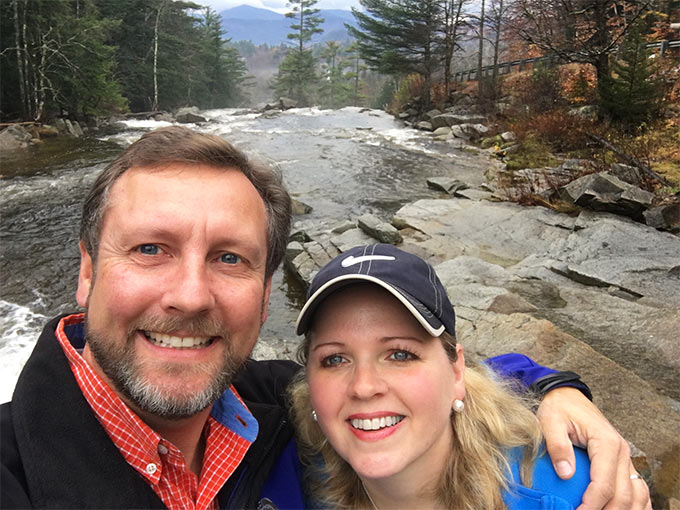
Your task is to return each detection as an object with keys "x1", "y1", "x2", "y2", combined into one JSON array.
[{"x1": 504, "y1": 447, "x2": 590, "y2": 510}]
